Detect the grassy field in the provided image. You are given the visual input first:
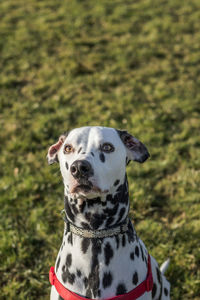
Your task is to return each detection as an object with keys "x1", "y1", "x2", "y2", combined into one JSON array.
[{"x1": 0, "y1": 0, "x2": 200, "y2": 299}]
